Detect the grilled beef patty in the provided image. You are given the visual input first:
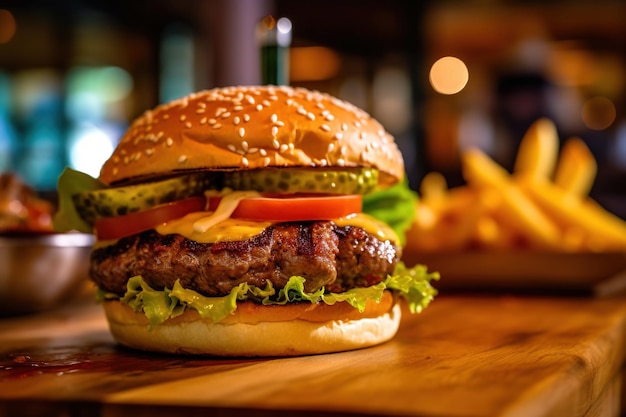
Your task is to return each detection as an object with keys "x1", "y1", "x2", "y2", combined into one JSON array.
[{"x1": 90, "y1": 222, "x2": 400, "y2": 297}]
